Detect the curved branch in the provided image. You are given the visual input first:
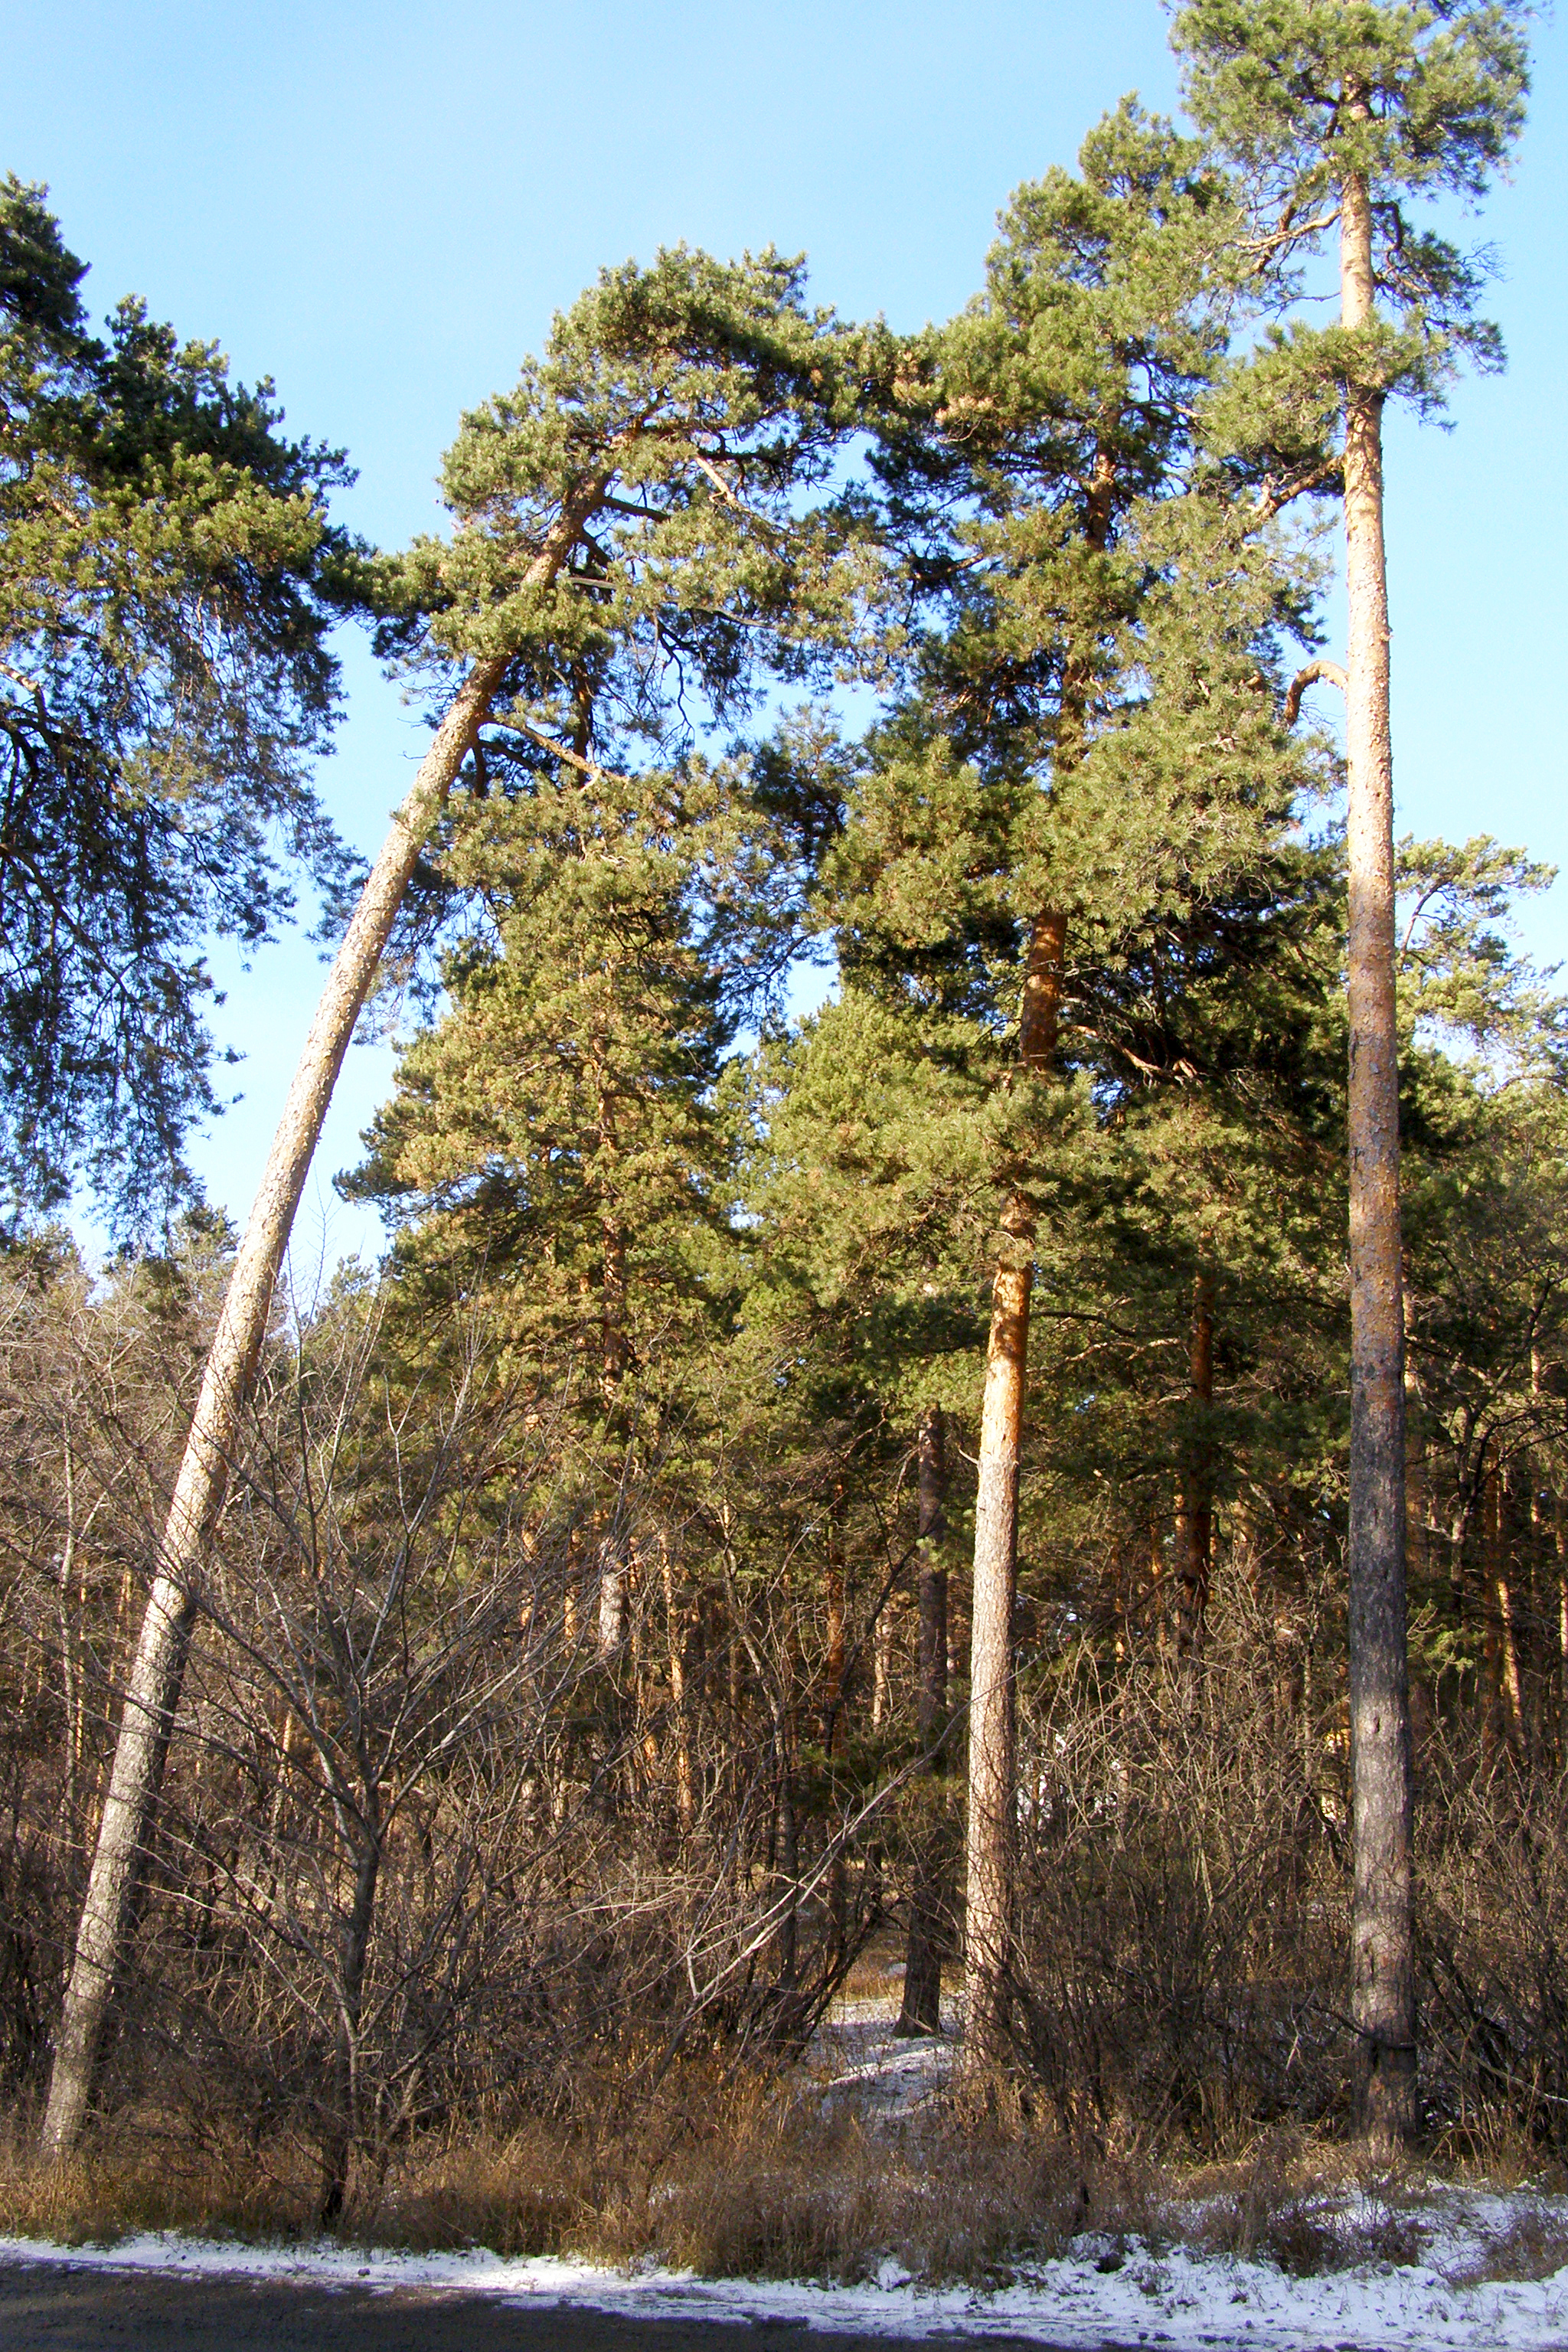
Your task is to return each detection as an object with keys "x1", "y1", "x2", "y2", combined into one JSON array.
[{"x1": 1285, "y1": 658, "x2": 1347, "y2": 727}]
